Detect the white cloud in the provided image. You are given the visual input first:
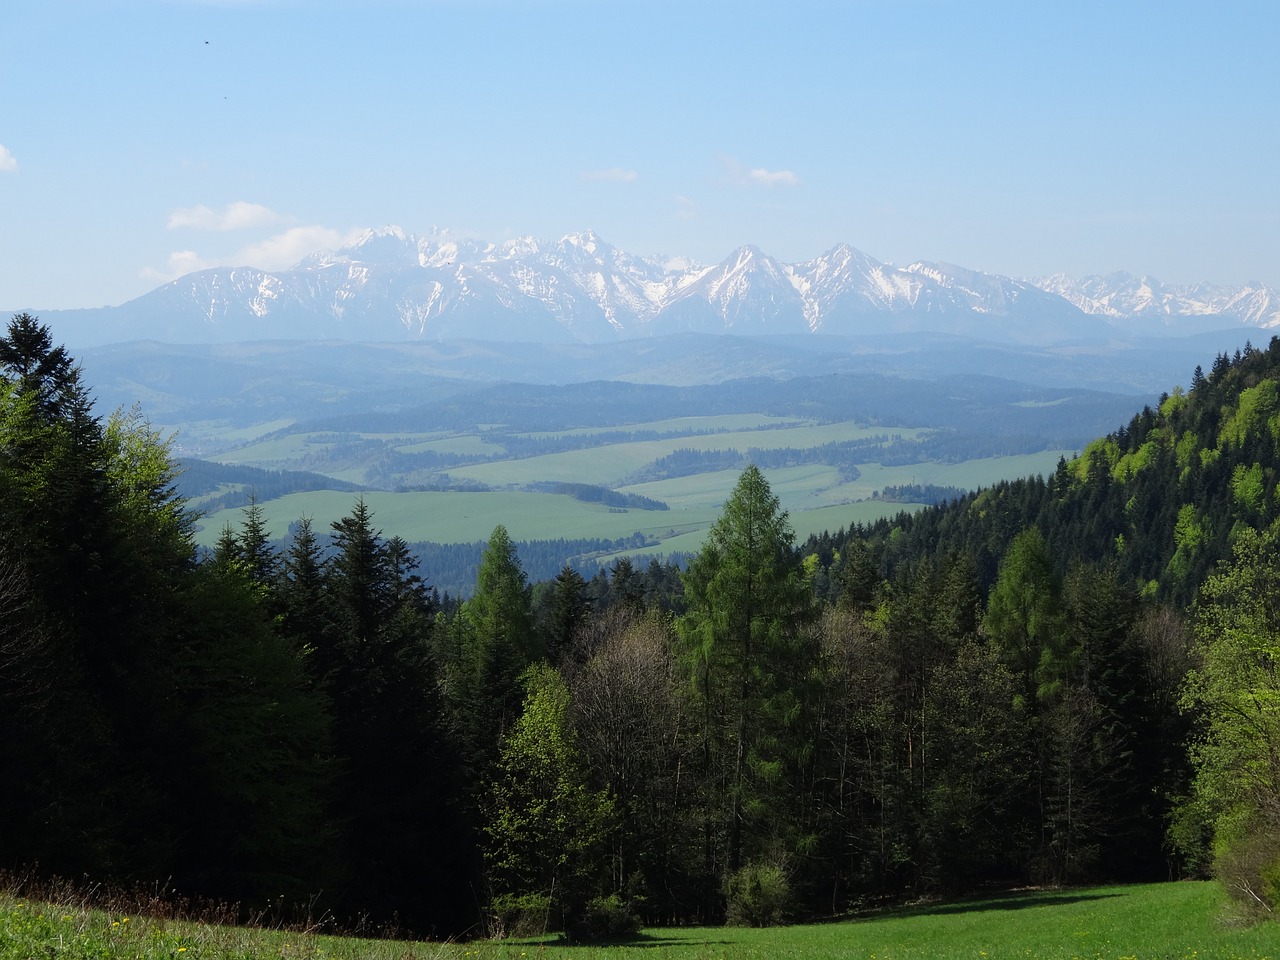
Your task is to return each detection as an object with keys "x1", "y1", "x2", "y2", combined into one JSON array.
[
  {"x1": 675, "y1": 195, "x2": 697, "y2": 221},
  {"x1": 140, "y1": 224, "x2": 367, "y2": 284},
  {"x1": 139, "y1": 250, "x2": 215, "y2": 284},
  {"x1": 238, "y1": 225, "x2": 365, "y2": 271},
  {"x1": 721, "y1": 155, "x2": 801, "y2": 188},
  {"x1": 0, "y1": 144, "x2": 18, "y2": 173},
  {"x1": 581, "y1": 167, "x2": 639, "y2": 182},
  {"x1": 167, "y1": 200, "x2": 283, "y2": 231},
  {"x1": 747, "y1": 167, "x2": 800, "y2": 187}
]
